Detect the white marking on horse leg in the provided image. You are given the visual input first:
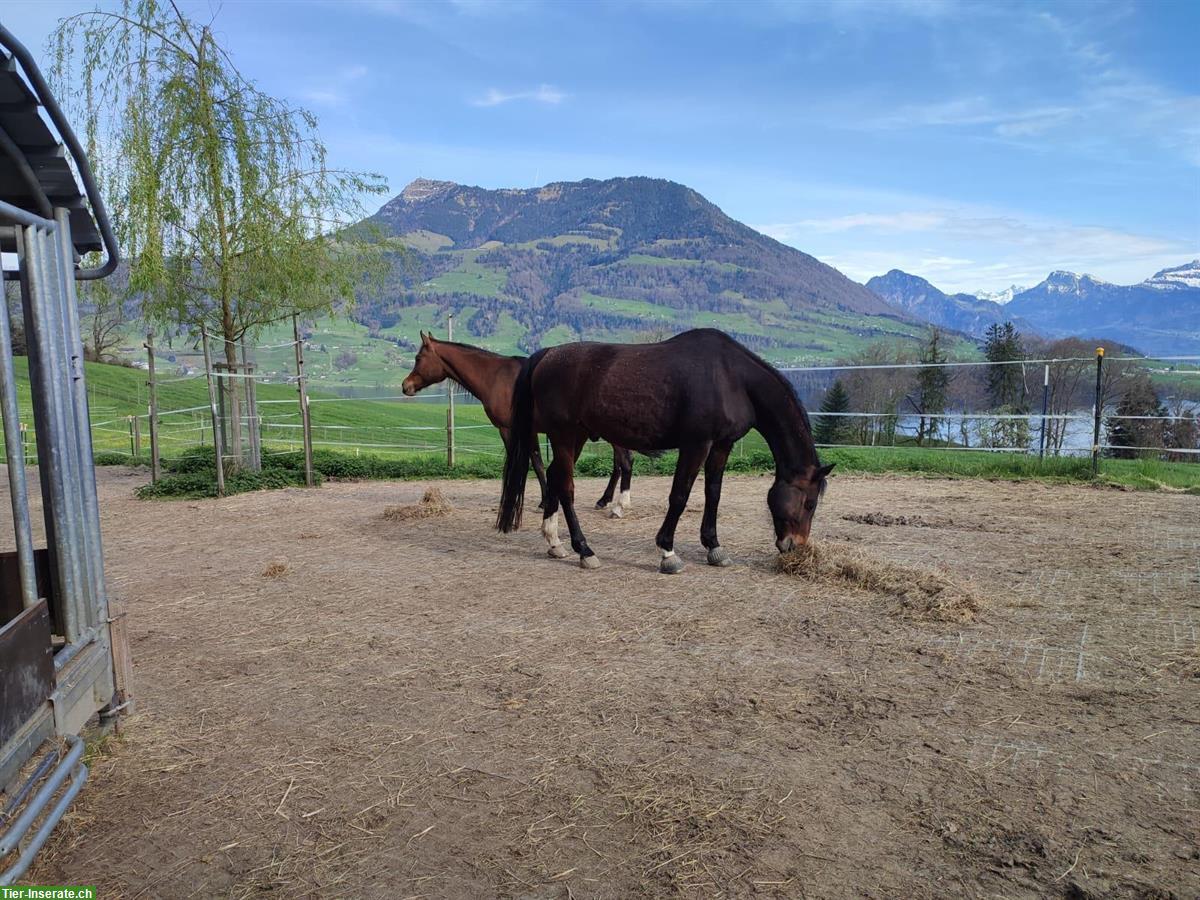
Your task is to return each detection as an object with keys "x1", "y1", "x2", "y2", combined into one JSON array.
[
  {"x1": 543, "y1": 512, "x2": 567, "y2": 557},
  {"x1": 619, "y1": 490, "x2": 631, "y2": 509}
]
